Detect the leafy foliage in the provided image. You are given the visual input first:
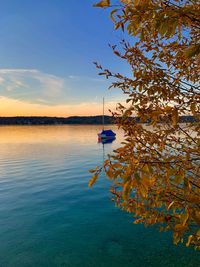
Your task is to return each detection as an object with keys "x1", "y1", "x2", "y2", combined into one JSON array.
[{"x1": 90, "y1": 0, "x2": 200, "y2": 249}]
